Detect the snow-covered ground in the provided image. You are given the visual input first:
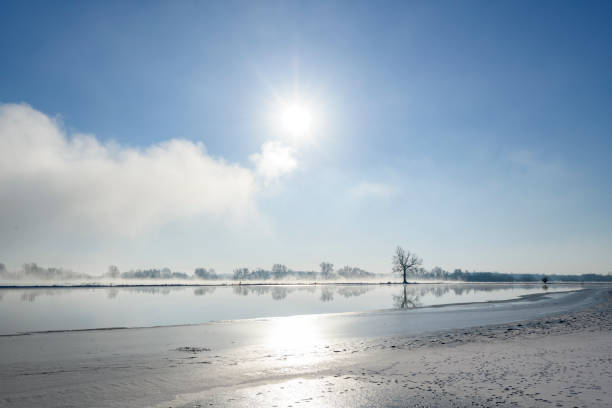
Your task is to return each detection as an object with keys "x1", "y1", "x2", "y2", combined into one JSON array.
[{"x1": 1, "y1": 288, "x2": 608, "y2": 407}]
